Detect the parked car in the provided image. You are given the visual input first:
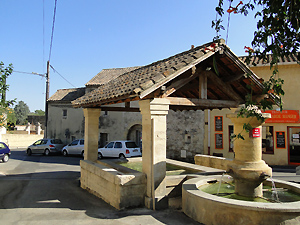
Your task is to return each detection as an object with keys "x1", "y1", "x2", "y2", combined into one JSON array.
[
  {"x1": 27, "y1": 139, "x2": 64, "y2": 156},
  {"x1": 0, "y1": 142, "x2": 11, "y2": 162},
  {"x1": 98, "y1": 140, "x2": 142, "y2": 159},
  {"x1": 61, "y1": 139, "x2": 84, "y2": 157}
]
